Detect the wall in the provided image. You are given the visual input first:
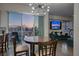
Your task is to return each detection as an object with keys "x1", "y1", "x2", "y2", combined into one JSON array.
[
  {"x1": 74, "y1": 3, "x2": 79, "y2": 56},
  {"x1": 0, "y1": 10, "x2": 8, "y2": 33},
  {"x1": 62, "y1": 21, "x2": 73, "y2": 37},
  {"x1": 49, "y1": 15, "x2": 73, "y2": 37},
  {"x1": 44, "y1": 13, "x2": 49, "y2": 37},
  {"x1": 0, "y1": 10, "x2": 1, "y2": 26}
]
